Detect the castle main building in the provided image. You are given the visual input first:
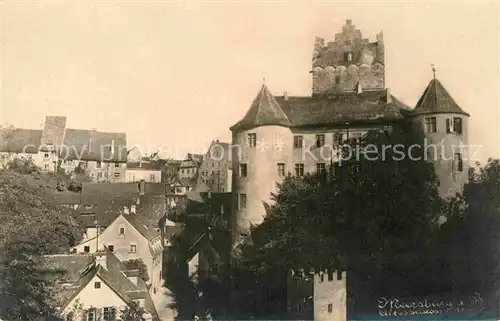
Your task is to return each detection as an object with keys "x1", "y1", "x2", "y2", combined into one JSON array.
[{"x1": 230, "y1": 19, "x2": 470, "y2": 245}]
